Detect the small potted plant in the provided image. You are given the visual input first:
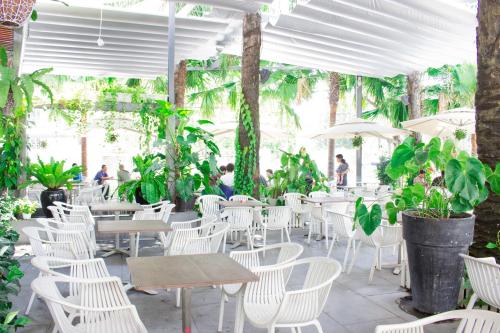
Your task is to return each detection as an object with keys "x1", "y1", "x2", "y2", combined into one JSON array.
[
  {"x1": 352, "y1": 135, "x2": 364, "y2": 149},
  {"x1": 25, "y1": 158, "x2": 81, "y2": 217},
  {"x1": 354, "y1": 137, "x2": 500, "y2": 314},
  {"x1": 15, "y1": 198, "x2": 37, "y2": 219}
]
